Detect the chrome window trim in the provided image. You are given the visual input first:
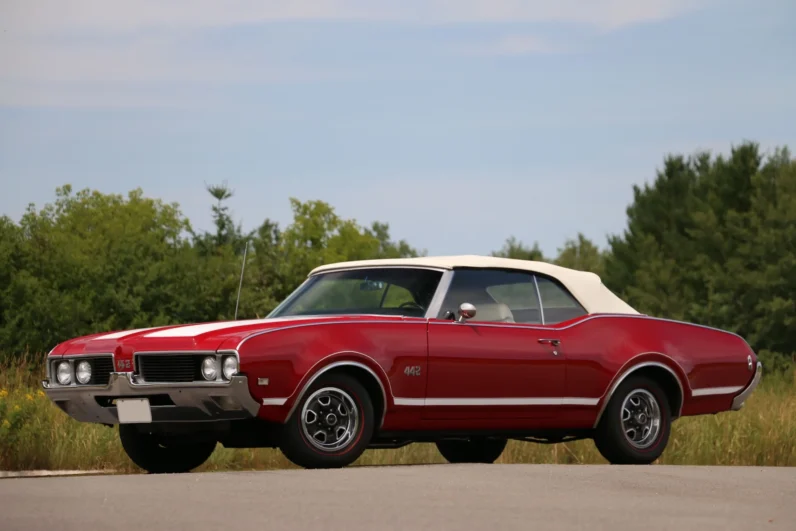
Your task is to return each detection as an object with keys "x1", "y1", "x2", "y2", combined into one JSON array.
[
  {"x1": 424, "y1": 269, "x2": 454, "y2": 319},
  {"x1": 532, "y1": 272, "x2": 588, "y2": 324},
  {"x1": 532, "y1": 274, "x2": 545, "y2": 325},
  {"x1": 268, "y1": 266, "x2": 447, "y2": 320},
  {"x1": 424, "y1": 266, "x2": 582, "y2": 326},
  {"x1": 428, "y1": 267, "x2": 547, "y2": 324},
  {"x1": 308, "y1": 265, "x2": 448, "y2": 275},
  {"x1": 266, "y1": 278, "x2": 311, "y2": 318},
  {"x1": 591, "y1": 359, "x2": 687, "y2": 428}
]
